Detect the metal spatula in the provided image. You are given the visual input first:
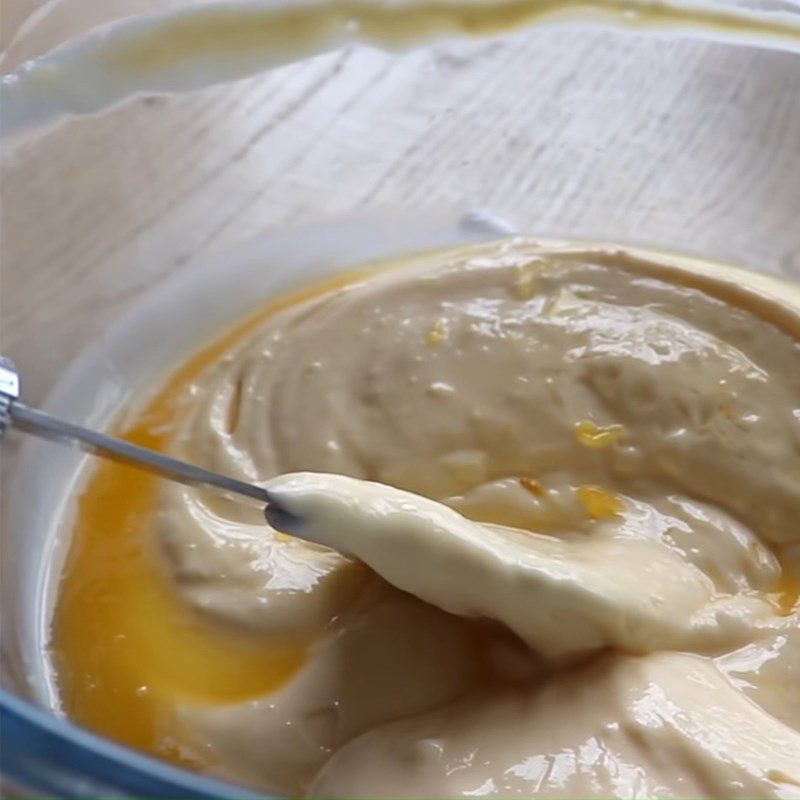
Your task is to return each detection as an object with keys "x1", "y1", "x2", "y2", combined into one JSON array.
[{"x1": 0, "y1": 355, "x2": 274, "y2": 508}]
